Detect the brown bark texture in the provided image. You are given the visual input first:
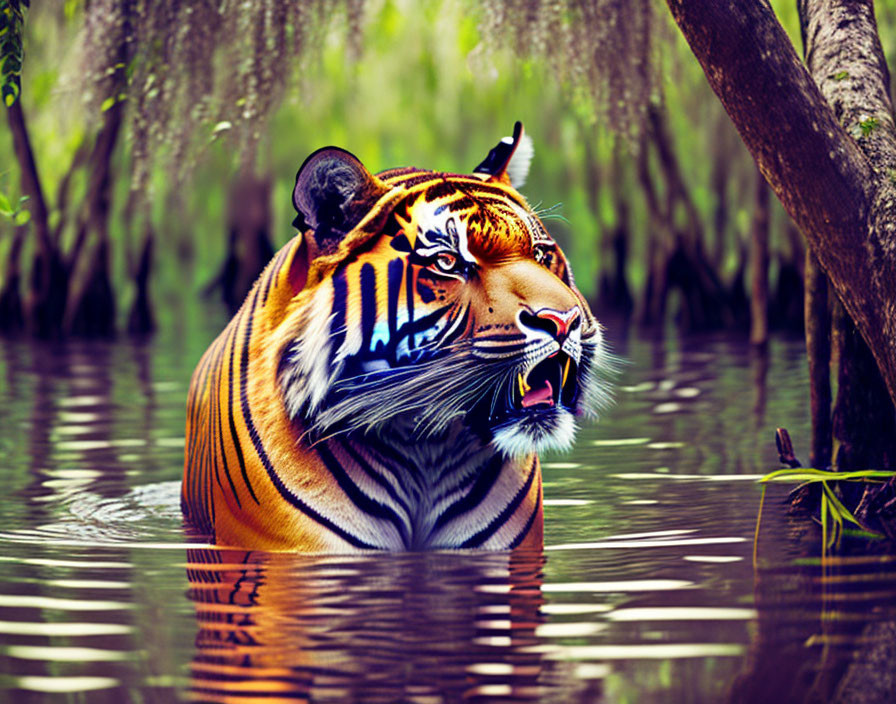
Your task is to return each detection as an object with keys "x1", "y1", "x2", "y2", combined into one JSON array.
[
  {"x1": 800, "y1": 0, "x2": 896, "y2": 472},
  {"x1": 831, "y1": 301, "x2": 896, "y2": 470},
  {"x1": 804, "y1": 250, "x2": 832, "y2": 470},
  {"x1": 665, "y1": 0, "x2": 896, "y2": 408}
]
